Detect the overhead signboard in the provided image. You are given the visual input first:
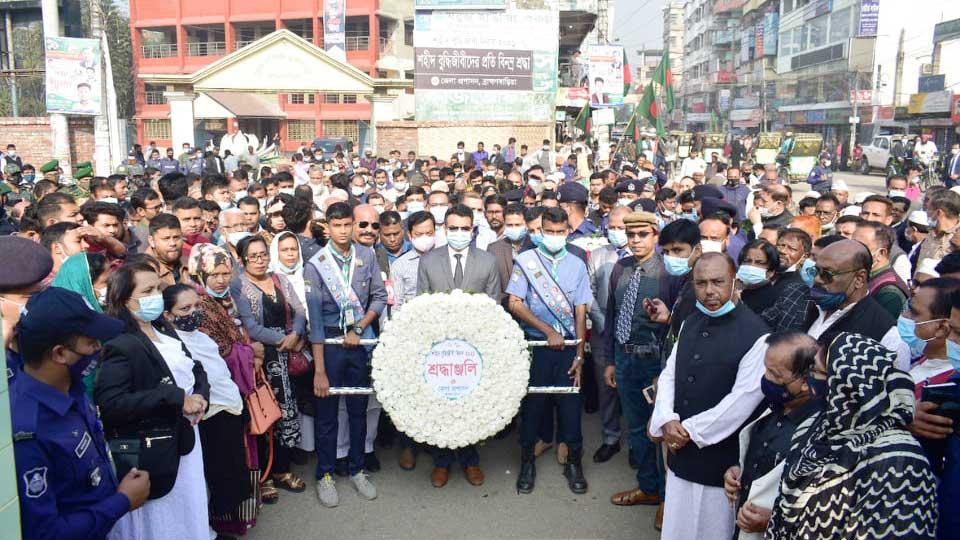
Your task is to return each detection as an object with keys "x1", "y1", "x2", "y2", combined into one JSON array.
[
  {"x1": 414, "y1": 8, "x2": 559, "y2": 122},
  {"x1": 934, "y1": 18, "x2": 960, "y2": 43},
  {"x1": 919, "y1": 74, "x2": 946, "y2": 93},
  {"x1": 45, "y1": 36, "x2": 102, "y2": 115},
  {"x1": 586, "y1": 44, "x2": 625, "y2": 107},
  {"x1": 415, "y1": 0, "x2": 507, "y2": 9},
  {"x1": 908, "y1": 91, "x2": 953, "y2": 114},
  {"x1": 857, "y1": 0, "x2": 879, "y2": 37}
]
